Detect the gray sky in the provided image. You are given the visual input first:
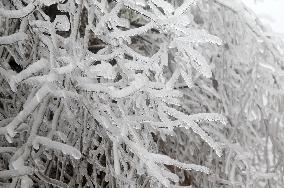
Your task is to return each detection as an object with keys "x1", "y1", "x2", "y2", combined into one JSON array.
[{"x1": 242, "y1": 0, "x2": 284, "y2": 34}]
